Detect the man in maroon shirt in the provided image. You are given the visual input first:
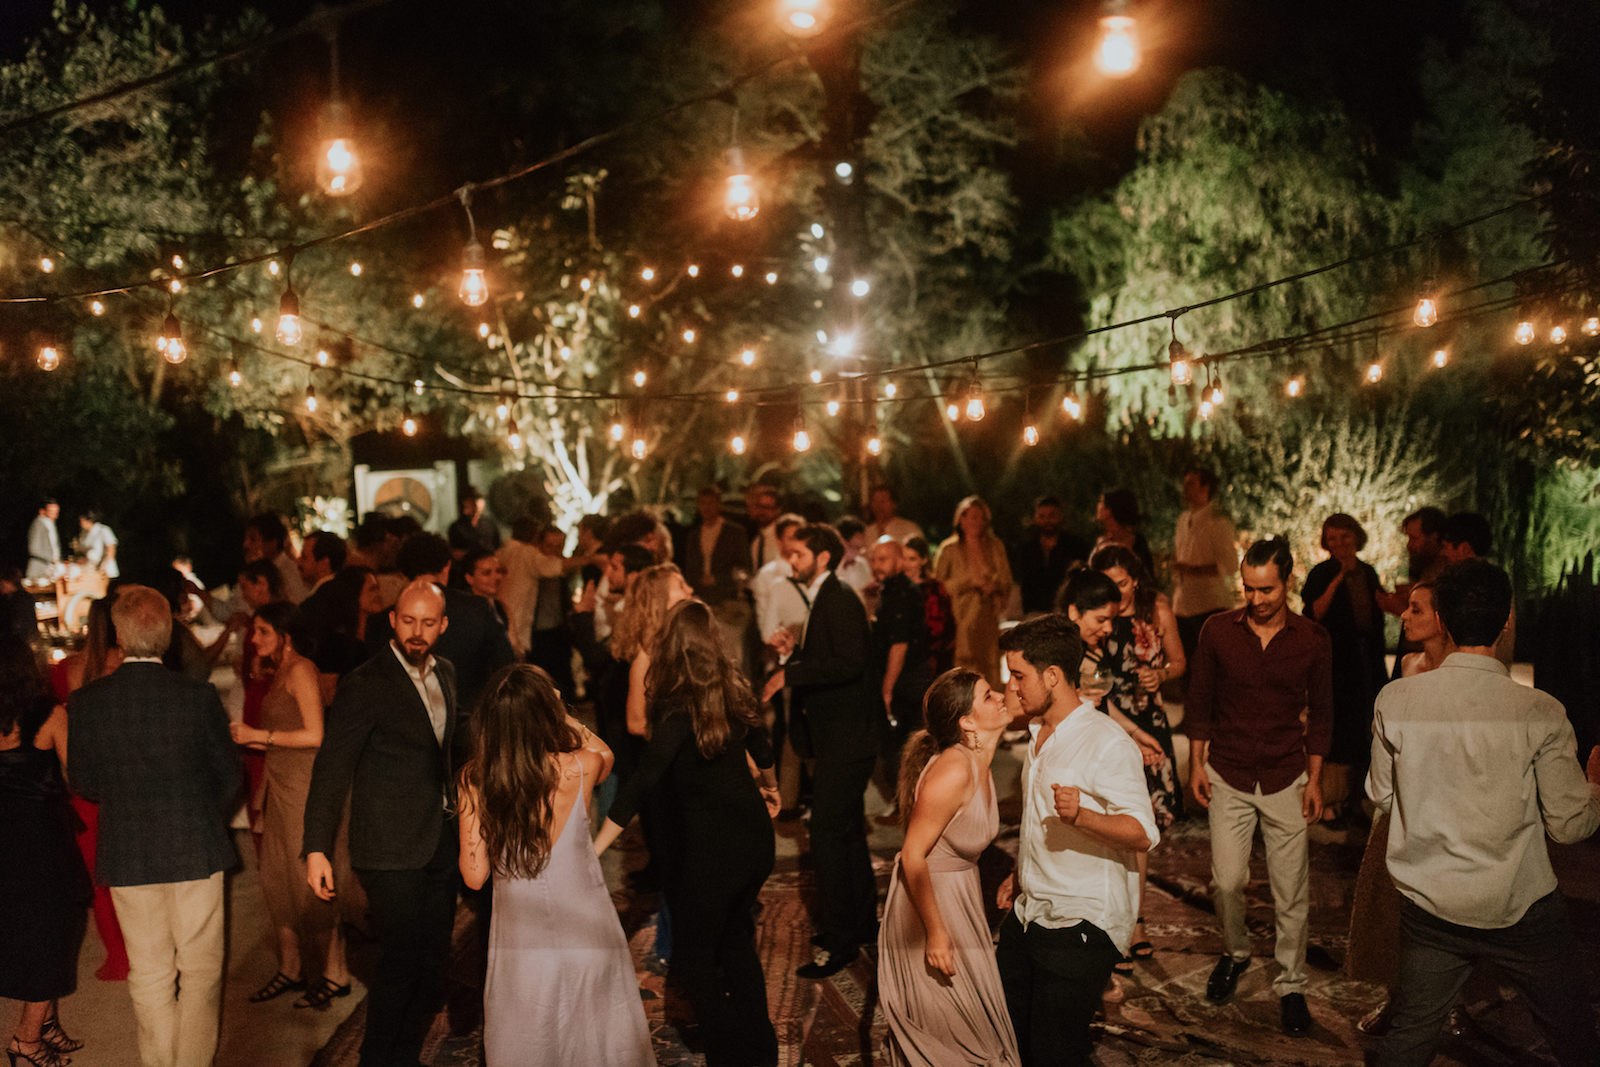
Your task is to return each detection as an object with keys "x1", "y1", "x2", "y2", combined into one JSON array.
[{"x1": 1186, "y1": 538, "x2": 1333, "y2": 1037}]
